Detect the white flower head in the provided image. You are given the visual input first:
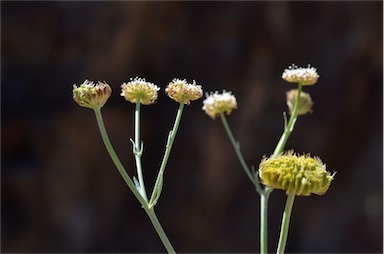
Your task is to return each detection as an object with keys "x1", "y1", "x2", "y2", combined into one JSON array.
[
  {"x1": 202, "y1": 90, "x2": 237, "y2": 119},
  {"x1": 121, "y1": 77, "x2": 160, "y2": 105},
  {"x1": 165, "y1": 78, "x2": 203, "y2": 105},
  {"x1": 73, "y1": 80, "x2": 112, "y2": 109},
  {"x1": 282, "y1": 64, "x2": 319, "y2": 86}
]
